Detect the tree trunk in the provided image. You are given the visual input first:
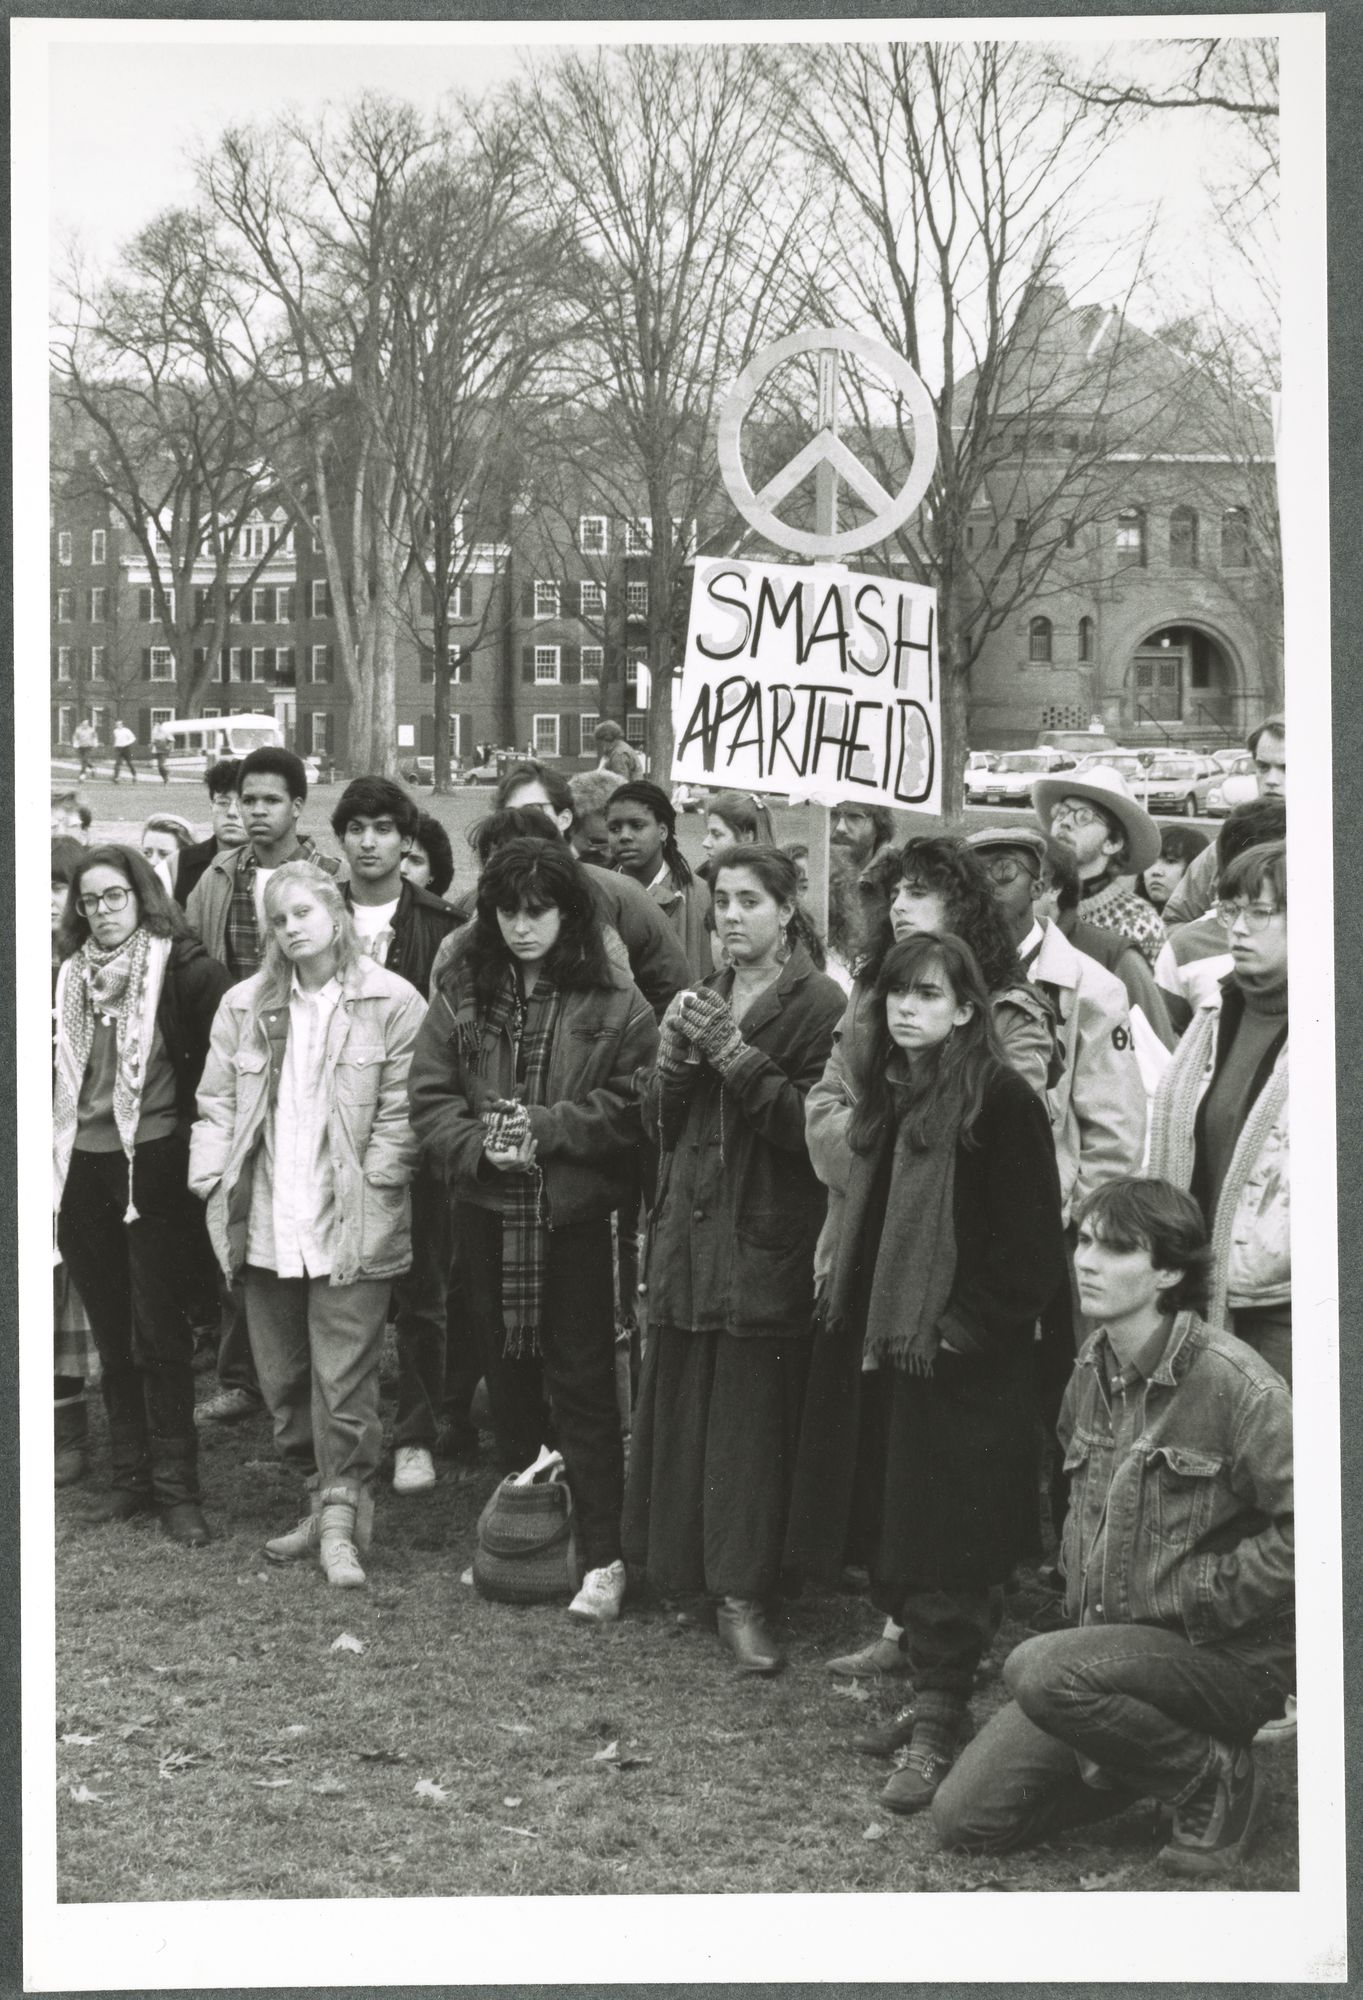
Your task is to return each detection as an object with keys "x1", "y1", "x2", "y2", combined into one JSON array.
[
  {"x1": 937, "y1": 610, "x2": 969, "y2": 823},
  {"x1": 432, "y1": 608, "x2": 452, "y2": 793}
]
